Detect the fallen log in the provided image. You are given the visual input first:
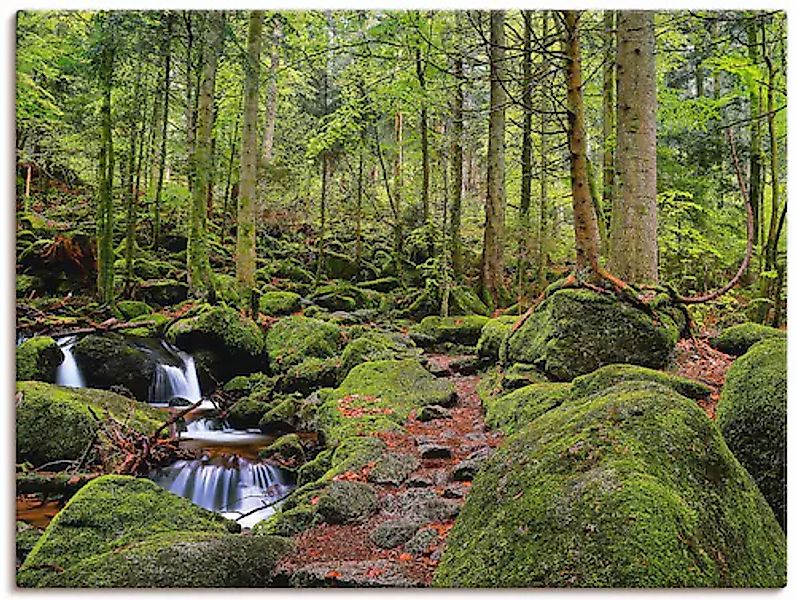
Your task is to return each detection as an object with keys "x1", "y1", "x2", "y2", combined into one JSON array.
[{"x1": 16, "y1": 472, "x2": 100, "y2": 499}]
